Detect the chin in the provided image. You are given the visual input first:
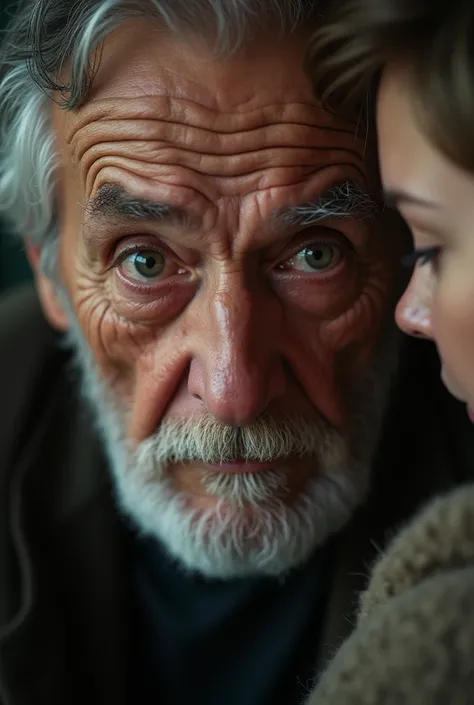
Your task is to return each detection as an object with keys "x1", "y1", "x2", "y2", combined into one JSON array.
[
  {"x1": 112, "y1": 460, "x2": 367, "y2": 578},
  {"x1": 441, "y1": 367, "x2": 467, "y2": 403}
]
